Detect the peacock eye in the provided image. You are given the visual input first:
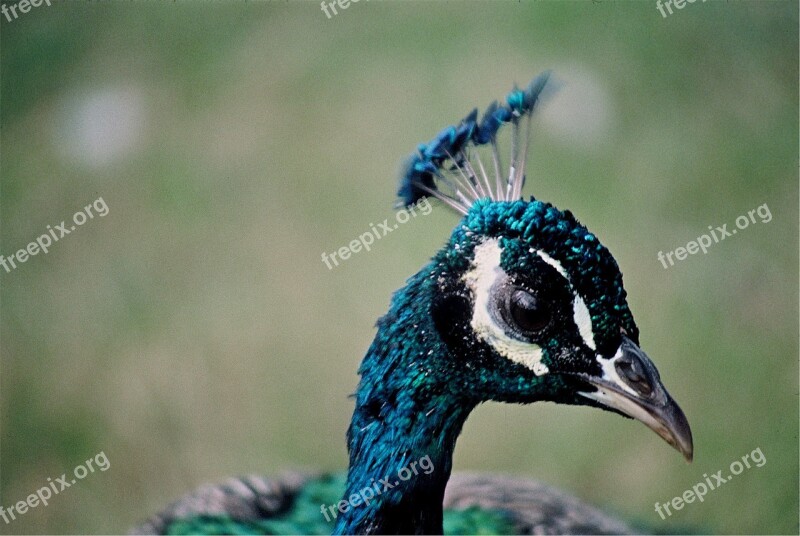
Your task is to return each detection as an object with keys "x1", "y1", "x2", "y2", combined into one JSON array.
[{"x1": 502, "y1": 287, "x2": 551, "y2": 337}]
